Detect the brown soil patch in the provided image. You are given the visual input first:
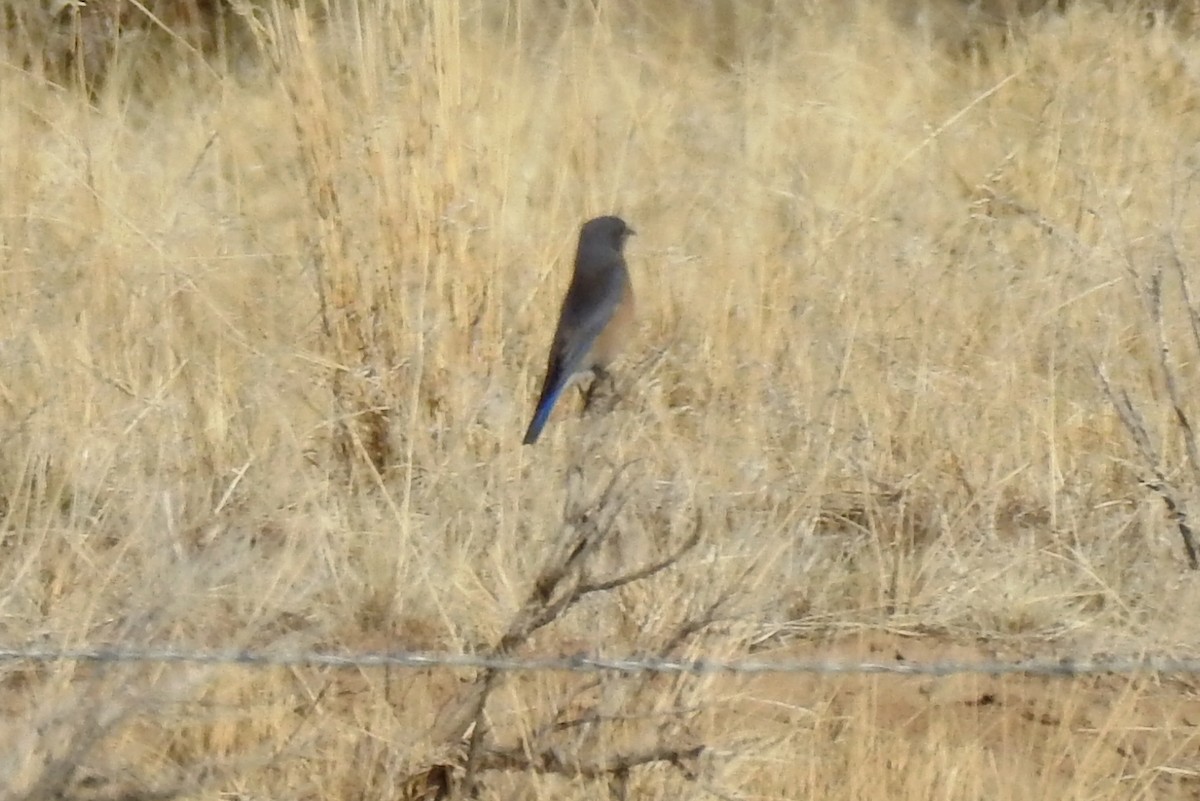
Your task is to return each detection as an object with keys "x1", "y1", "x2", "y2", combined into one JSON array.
[{"x1": 717, "y1": 632, "x2": 1200, "y2": 798}]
